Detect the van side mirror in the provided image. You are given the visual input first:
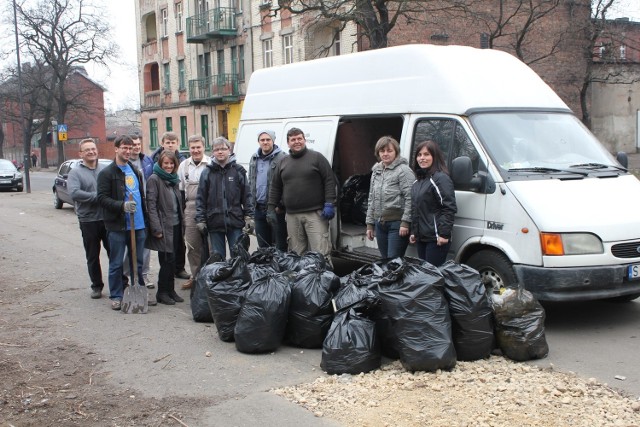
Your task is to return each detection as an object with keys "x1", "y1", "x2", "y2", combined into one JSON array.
[
  {"x1": 616, "y1": 151, "x2": 628, "y2": 169},
  {"x1": 451, "y1": 156, "x2": 496, "y2": 194}
]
